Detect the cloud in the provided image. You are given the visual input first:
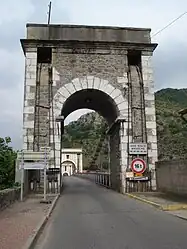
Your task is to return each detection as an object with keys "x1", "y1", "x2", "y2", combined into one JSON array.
[{"x1": 0, "y1": 0, "x2": 187, "y2": 149}]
